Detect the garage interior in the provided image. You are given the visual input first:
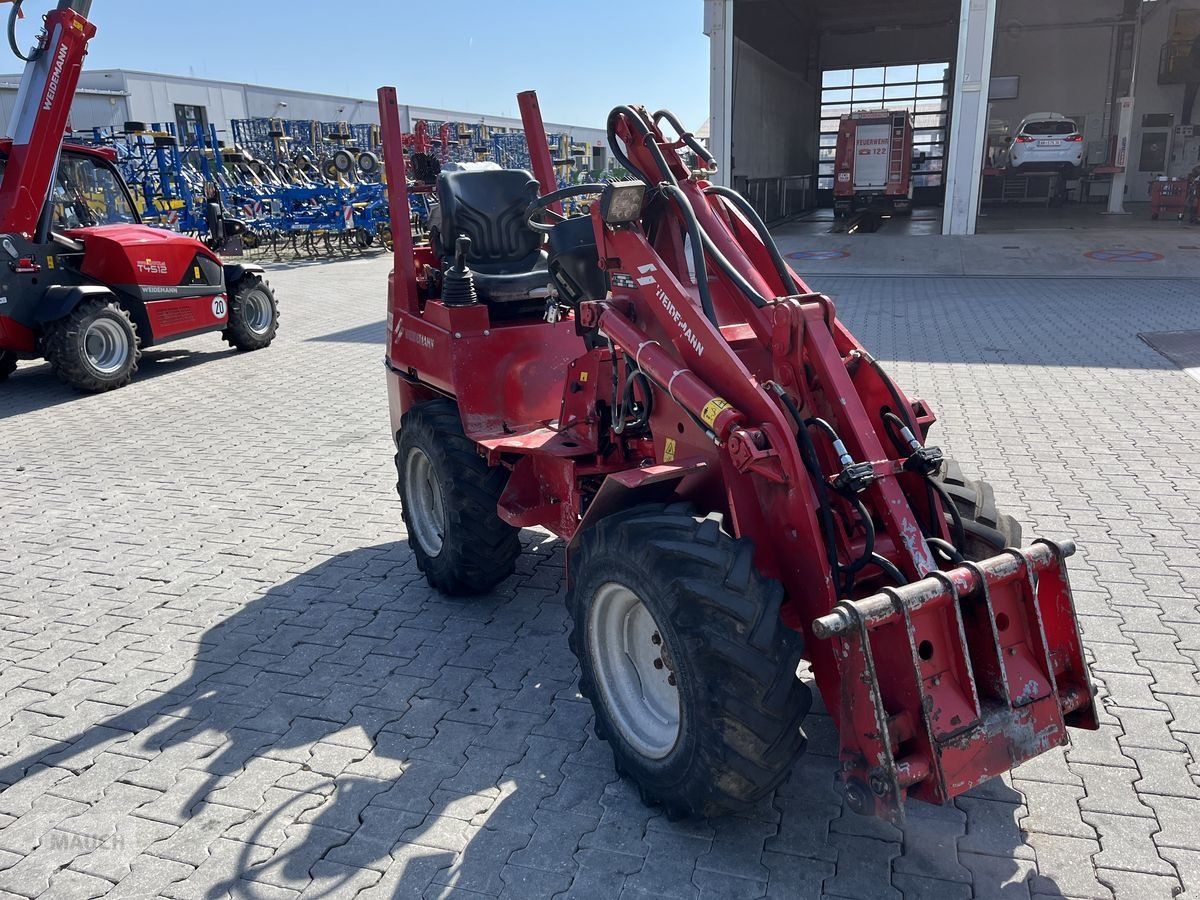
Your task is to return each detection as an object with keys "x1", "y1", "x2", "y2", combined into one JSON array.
[{"x1": 710, "y1": 0, "x2": 1200, "y2": 237}]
